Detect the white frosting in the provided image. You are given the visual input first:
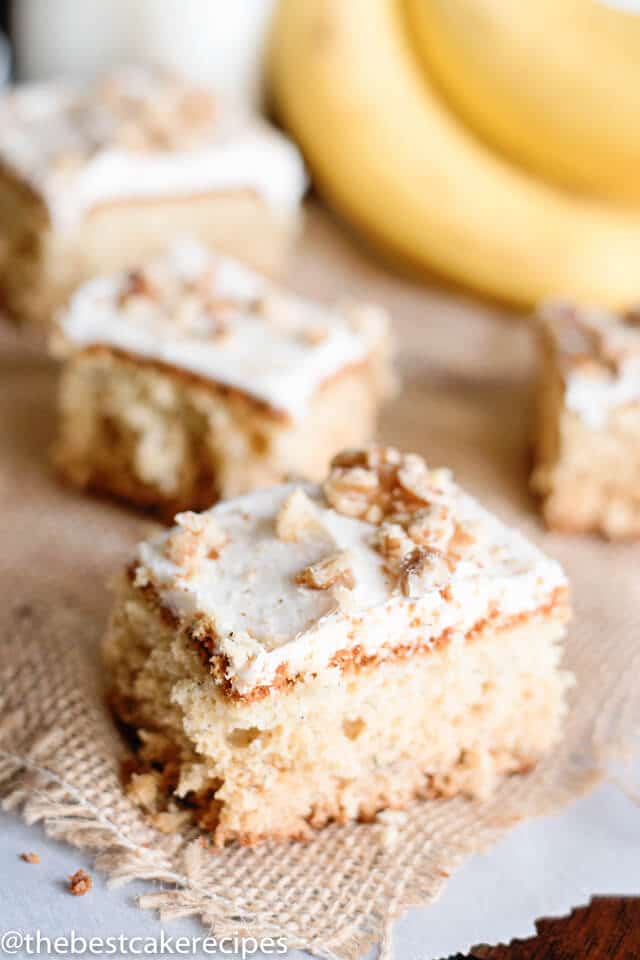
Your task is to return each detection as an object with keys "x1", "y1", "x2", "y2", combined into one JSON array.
[
  {"x1": 58, "y1": 241, "x2": 388, "y2": 420},
  {"x1": 0, "y1": 80, "x2": 307, "y2": 230},
  {"x1": 565, "y1": 365, "x2": 640, "y2": 430},
  {"x1": 541, "y1": 301, "x2": 640, "y2": 430},
  {"x1": 136, "y1": 481, "x2": 568, "y2": 697}
]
